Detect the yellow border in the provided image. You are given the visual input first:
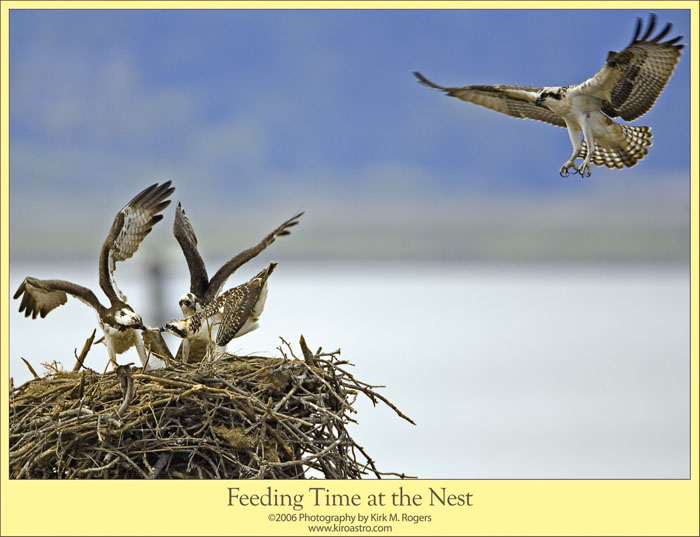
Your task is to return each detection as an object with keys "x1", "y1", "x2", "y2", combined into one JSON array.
[
  {"x1": 0, "y1": 1, "x2": 698, "y2": 8},
  {"x1": 1, "y1": 2, "x2": 697, "y2": 536}
]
